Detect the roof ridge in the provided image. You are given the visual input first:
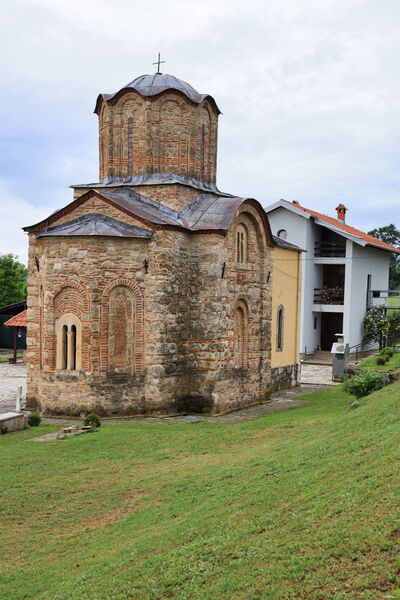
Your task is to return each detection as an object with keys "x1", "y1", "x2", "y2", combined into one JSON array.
[{"x1": 281, "y1": 199, "x2": 400, "y2": 253}]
